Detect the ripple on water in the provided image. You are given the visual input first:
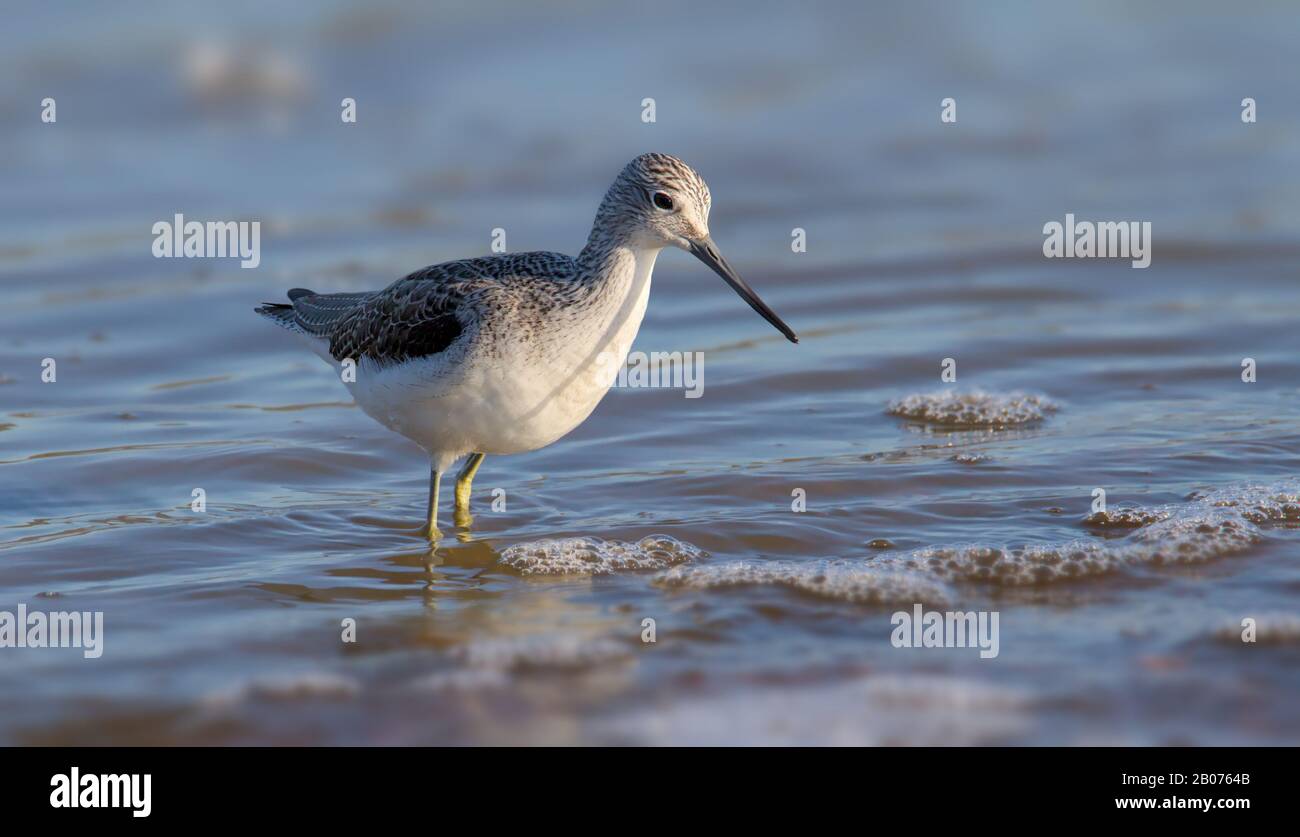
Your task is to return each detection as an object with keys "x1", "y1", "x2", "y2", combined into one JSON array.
[
  {"x1": 887, "y1": 391, "x2": 1058, "y2": 427},
  {"x1": 201, "y1": 672, "x2": 360, "y2": 709},
  {"x1": 400, "y1": 635, "x2": 633, "y2": 694},
  {"x1": 597, "y1": 674, "x2": 1031, "y2": 746},
  {"x1": 1209, "y1": 613, "x2": 1300, "y2": 646},
  {"x1": 453, "y1": 634, "x2": 630, "y2": 670},
  {"x1": 498, "y1": 535, "x2": 707, "y2": 576}
]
